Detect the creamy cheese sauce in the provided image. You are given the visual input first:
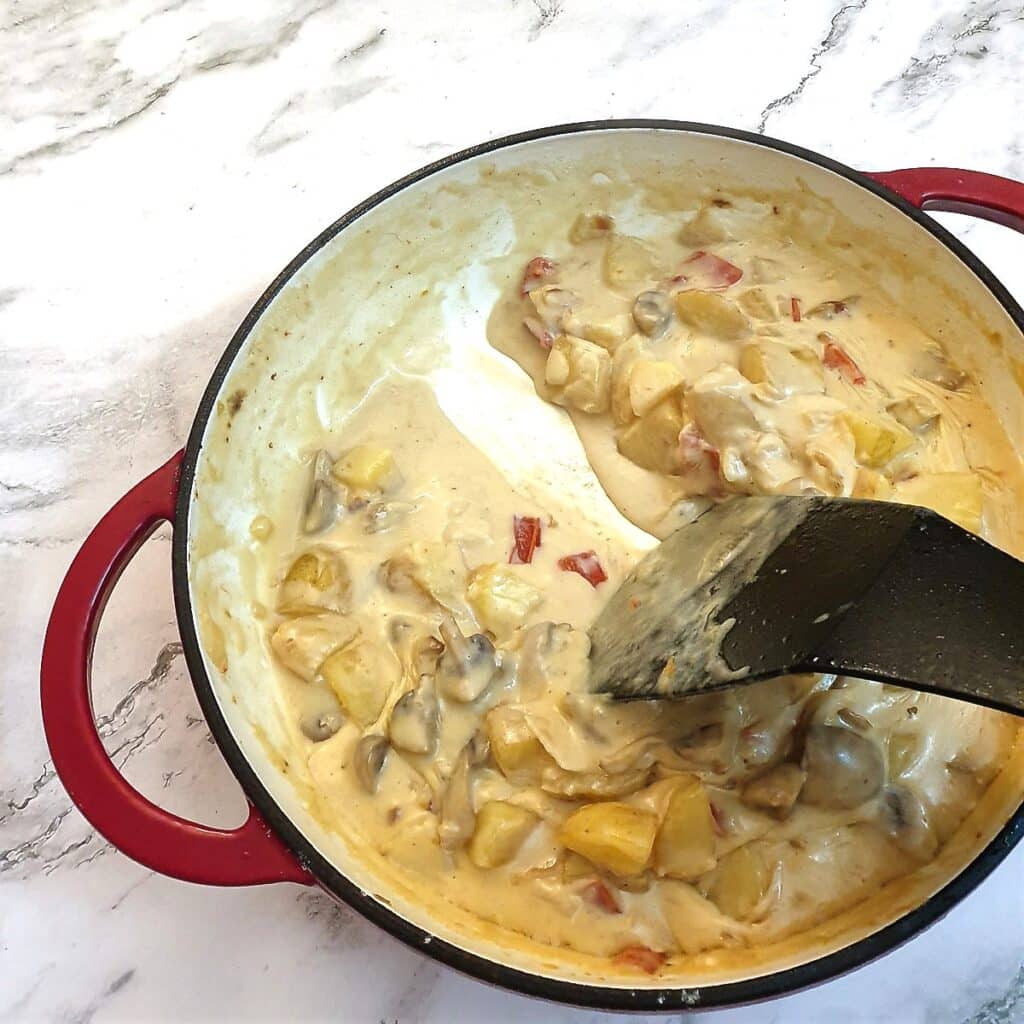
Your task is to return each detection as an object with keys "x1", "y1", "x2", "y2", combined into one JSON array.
[{"x1": 254, "y1": 193, "x2": 1022, "y2": 976}]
